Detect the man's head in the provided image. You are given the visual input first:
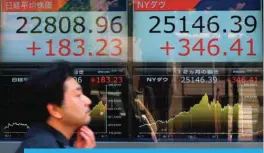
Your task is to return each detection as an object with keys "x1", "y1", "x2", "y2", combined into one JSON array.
[{"x1": 24, "y1": 61, "x2": 92, "y2": 129}]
